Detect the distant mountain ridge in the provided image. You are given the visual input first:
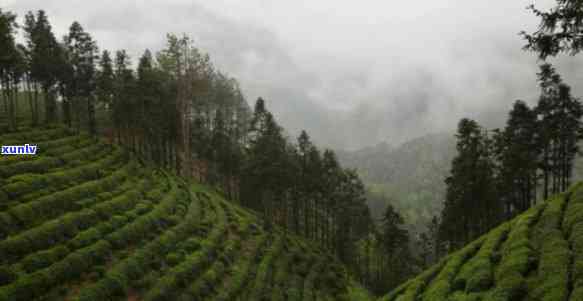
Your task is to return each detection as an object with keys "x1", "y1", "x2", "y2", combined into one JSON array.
[{"x1": 337, "y1": 133, "x2": 455, "y2": 231}]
